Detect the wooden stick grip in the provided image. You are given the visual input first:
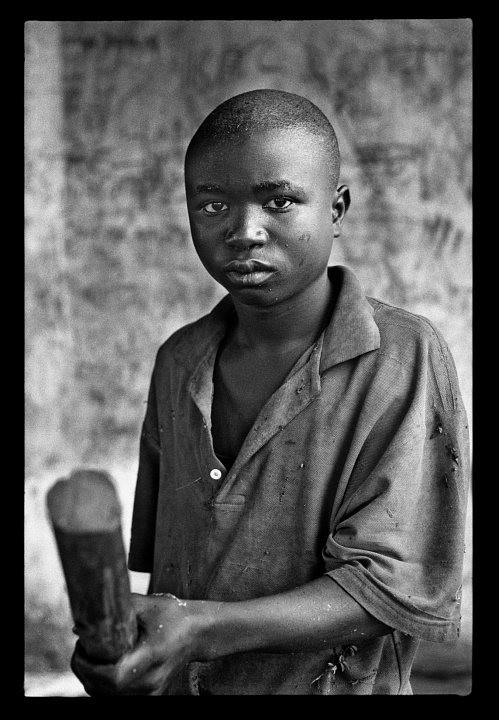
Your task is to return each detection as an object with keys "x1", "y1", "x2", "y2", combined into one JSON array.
[{"x1": 46, "y1": 469, "x2": 138, "y2": 663}]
